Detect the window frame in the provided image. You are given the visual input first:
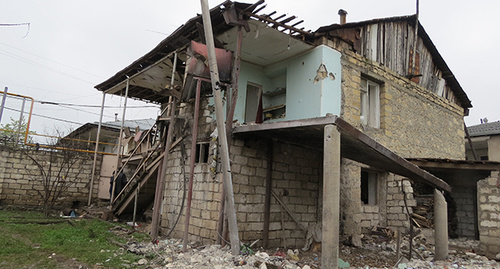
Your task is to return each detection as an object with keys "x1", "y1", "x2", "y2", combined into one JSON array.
[
  {"x1": 361, "y1": 169, "x2": 379, "y2": 205},
  {"x1": 360, "y1": 78, "x2": 380, "y2": 128}
]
